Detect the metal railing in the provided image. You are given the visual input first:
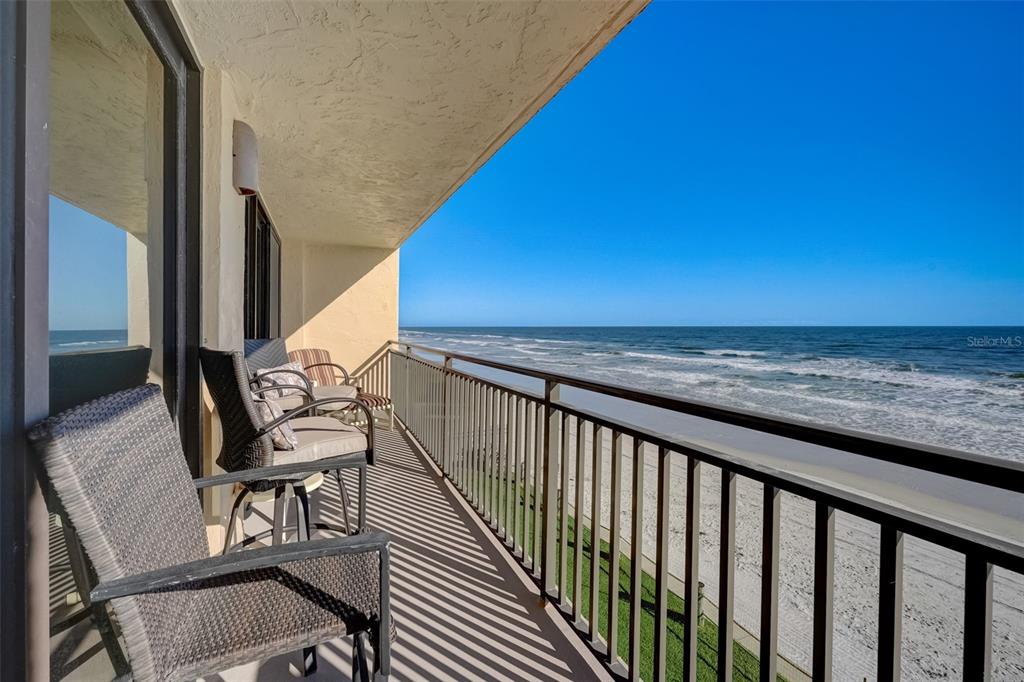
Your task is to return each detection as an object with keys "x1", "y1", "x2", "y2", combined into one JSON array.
[
  {"x1": 387, "y1": 340, "x2": 1023, "y2": 682},
  {"x1": 350, "y1": 342, "x2": 392, "y2": 397}
]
